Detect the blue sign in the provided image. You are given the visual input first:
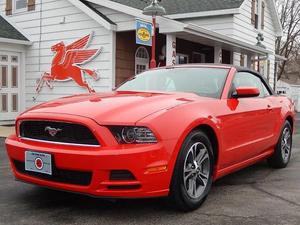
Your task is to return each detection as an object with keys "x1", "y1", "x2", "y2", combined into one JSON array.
[{"x1": 136, "y1": 20, "x2": 152, "y2": 46}]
